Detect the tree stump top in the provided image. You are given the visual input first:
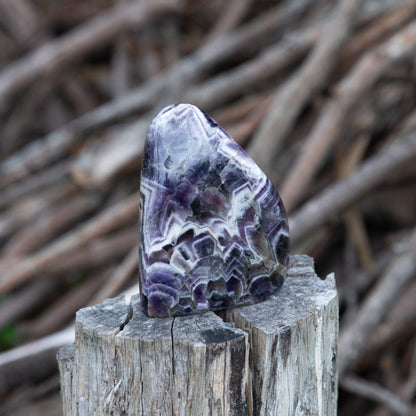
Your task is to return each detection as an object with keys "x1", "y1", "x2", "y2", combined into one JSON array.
[{"x1": 58, "y1": 254, "x2": 338, "y2": 416}]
